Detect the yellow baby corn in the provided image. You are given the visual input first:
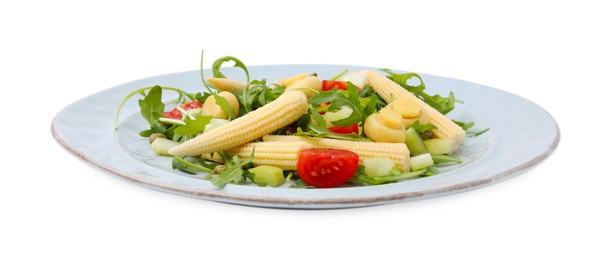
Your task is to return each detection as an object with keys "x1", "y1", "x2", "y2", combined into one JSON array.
[
  {"x1": 207, "y1": 77, "x2": 247, "y2": 93},
  {"x1": 365, "y1": 70, "x2": 465, "y2": 152},
  {"x1": 281, "y1": 73, "x2": 308, "y2": 87},
  {"x1": 168, "y1": 91, "x2": 308, "y2": 156},
  {"x1": 225, "y1": 141, "x2": 312, "y2": 170},
  {"x1": 262, "y1": 135, "x2": 410, "y2": 172}
]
